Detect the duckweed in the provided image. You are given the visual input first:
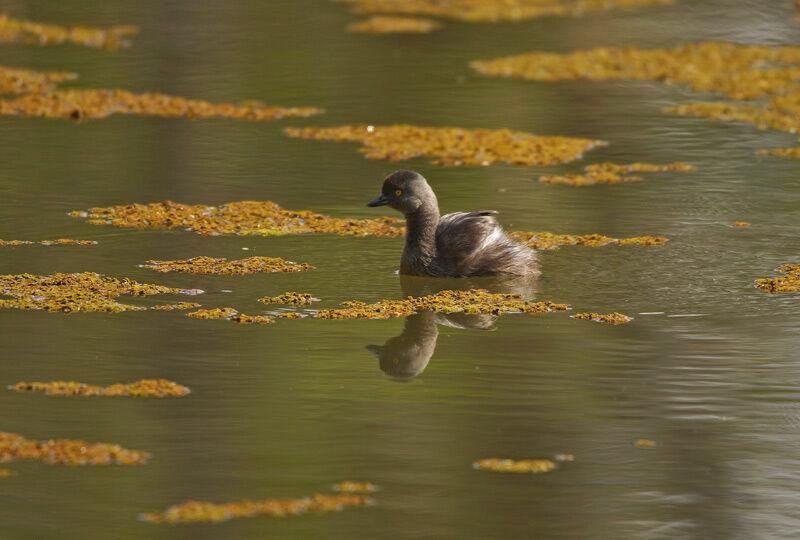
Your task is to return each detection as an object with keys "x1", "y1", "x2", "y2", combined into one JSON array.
[
  {"x1": 573, "y1": 312, "x2": 632, "y2": 324},
  {"x1": 0, "y1": 66, "x2": 76, "y2": 96},
  {"x1": 635, "y1": 439, "x2": 657, "y2": 448},
  {"x1": 333, "y1": 481, "x2": 378, "y2": 493},
  {"x1": 0, "y1": 89, "x2": 323, "y2": 122},
  {"x1": 315, "y1": 289, "x2": 569, "y2": 320},
  {"x1": 347, "y1": 16, "x2": 441, "y2": 33},
  {"x1": 732, "y1": 221, "x2": 750, "y2": 227},
  {"x1": 259, "y1": 292, "x2": 316, "y2": 305},
  {"x1": 508, "y1": 231, "x2": 666, "y2": 250},
  {"x1": 143, "y1": 256, "x2": 312, "y2": 275},
  {"x1": 0, "y1": 272, "x2": 189, "y2": 313},
  {"x1": 284, "y1": 125, "x2": 604, "y2": 166},
  {"x1": 665, "y1": 100, "x2": 800, "y2": 135},
  {"x1": 472, "y1": 458, "x2": 557, "y2": 474},
  {"x1": 0, "y1": 238, "x2": 96, "y2": 246},
  {"x1": 335, "y1": 0, "x2": 672, "y2": 23},
  {"x1": 151, "y1": 302, "x2": 202, "y2": 311},
  {"x1": 759, "y1": 147, "x2": 800, "y2": 159},
  {"x1": 140, "y1": 492, "x2": 373, "y2": 524},
  {"x1": 0, "y1": 468, "x2": 14, "y2": 477},
  {"x1": 0, "y1": 430, "x2": 149, "y2": 466},
  {"x1": 187, "y1": 308, "x2": 275, "y2": 325},
  {"x1": 755, "y1": 264, "x2": 800, "y2": 293},
  {"x1": 9, "y1": 379, "x2": 190, "y2": 398},
  {"x1": 0, "y1": 14, "x2": 138, "y2": 49},
  {"x1": 539, "y1": 162, "x2": 695, "y2": 186}
]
